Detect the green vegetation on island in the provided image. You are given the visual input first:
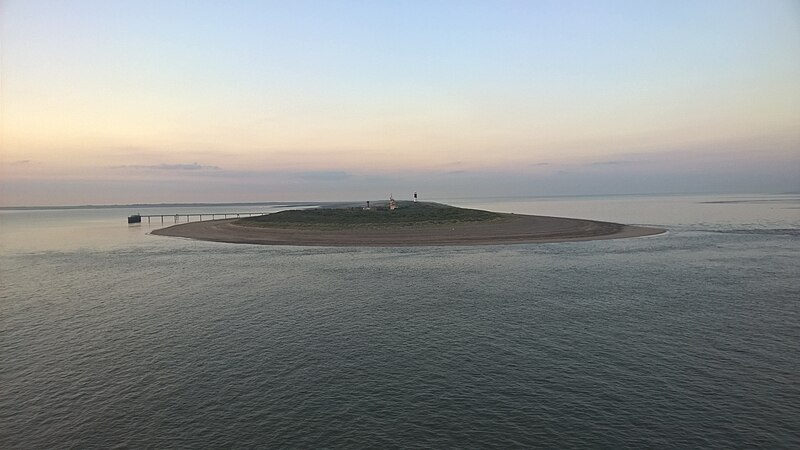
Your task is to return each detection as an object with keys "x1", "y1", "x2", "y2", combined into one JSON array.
[{"x1": 236, "y1": 201, "x2": 507, "y2": 229}]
